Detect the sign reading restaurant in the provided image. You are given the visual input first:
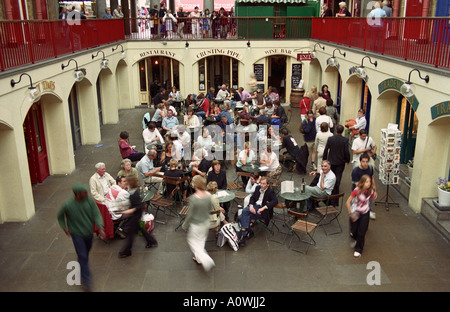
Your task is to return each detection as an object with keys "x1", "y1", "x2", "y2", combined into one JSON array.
[{"x1": 139, "y1": 50, "x2": 176, "y2": 59}]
